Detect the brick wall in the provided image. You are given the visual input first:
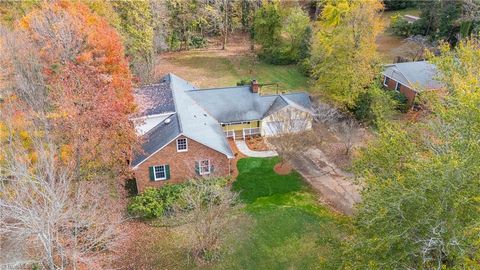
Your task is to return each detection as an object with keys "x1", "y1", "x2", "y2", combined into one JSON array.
[
  {"x1": 383, "y1": 76, "x2": 417, "y2": 107},
  {"x1": 134, "y1": 135, "x2": 232, "y2": 192}
]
